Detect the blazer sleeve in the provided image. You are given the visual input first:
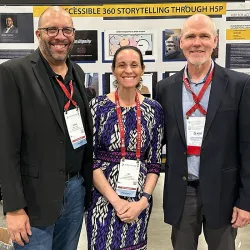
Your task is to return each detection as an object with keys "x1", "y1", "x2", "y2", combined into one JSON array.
[
  {"x1": 0, "y1": 63, "x2": 27, "y2": 213},
  {"x1": 237, "y1": 75, "x2": 250, "y2": 211}
]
